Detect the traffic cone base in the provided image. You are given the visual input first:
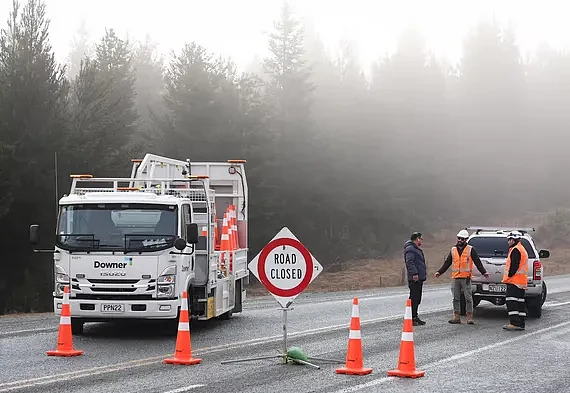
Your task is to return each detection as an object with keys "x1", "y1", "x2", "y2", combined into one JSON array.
[
  {"x1": 336, "y1": 298, "x2": 373, "y2": 376},
  {"x1": 387, "y1": 299, "x2": 424, "y2": 378},
  {"x1": 47, "y1": 286, "x2": 83, "y2": 357},
  {"x1": 336, "y1": 366, "x2": 373, "y2": 375},
  {"x1": 164, "y1": 356, "x2": 202, "y2": 365},
  {"x1": 47, "y1": 348, "x2": 84, "y2": 357},
  {"x1": 387, "y1": 368, "x2": 425, "y2": 378}
]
